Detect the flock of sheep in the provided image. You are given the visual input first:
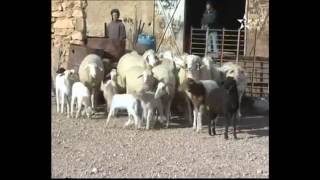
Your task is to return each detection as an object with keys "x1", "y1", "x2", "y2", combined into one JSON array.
[{"x1": 54, "y1": 49, "x2": 247, "y2": 140}]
